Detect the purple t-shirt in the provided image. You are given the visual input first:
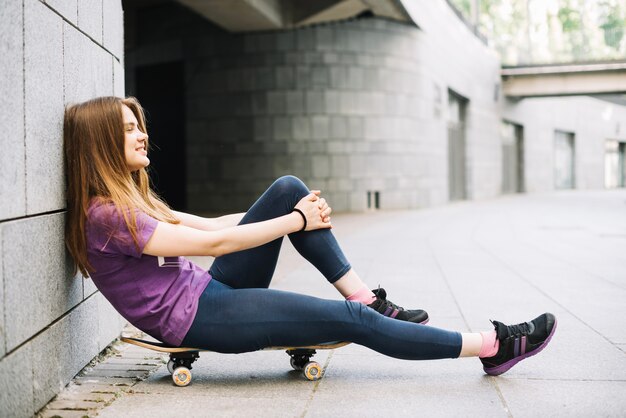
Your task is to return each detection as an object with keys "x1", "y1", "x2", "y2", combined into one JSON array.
[{"x1": 85, "y1": 201, "x2": 211, "y2": 346}]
